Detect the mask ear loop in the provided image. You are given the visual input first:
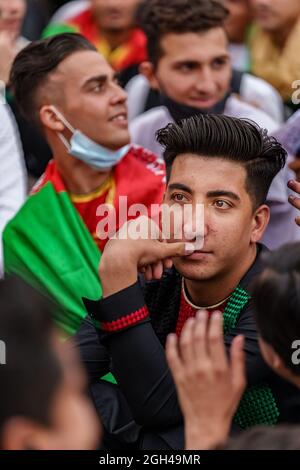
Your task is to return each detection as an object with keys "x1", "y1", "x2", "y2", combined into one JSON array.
[{"x1": 50, "y1": 105, "x2": 76, "y2": 152}]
